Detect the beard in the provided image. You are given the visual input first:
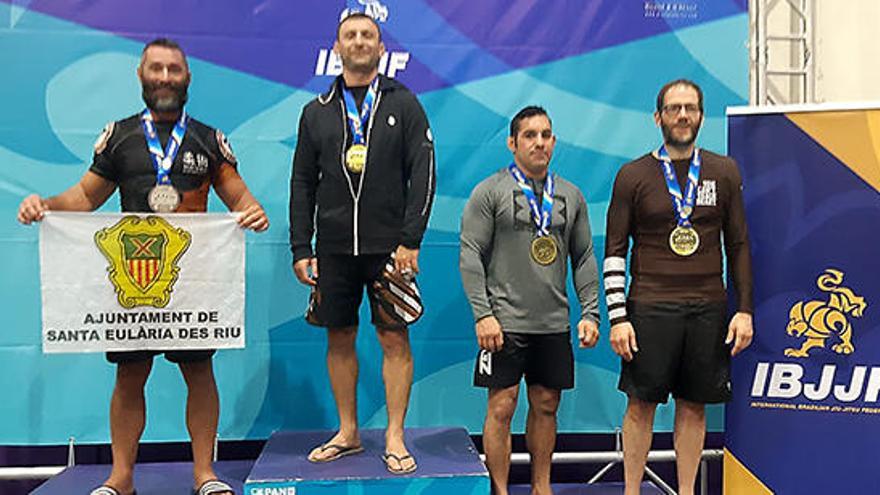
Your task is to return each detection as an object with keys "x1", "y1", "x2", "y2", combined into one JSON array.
[
  {"x1": 141, "y1": 80, "x2": 188, "y2": 113},
  {"x1": 661, "y1": 119, "x2": 701, "y2": 148}
]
